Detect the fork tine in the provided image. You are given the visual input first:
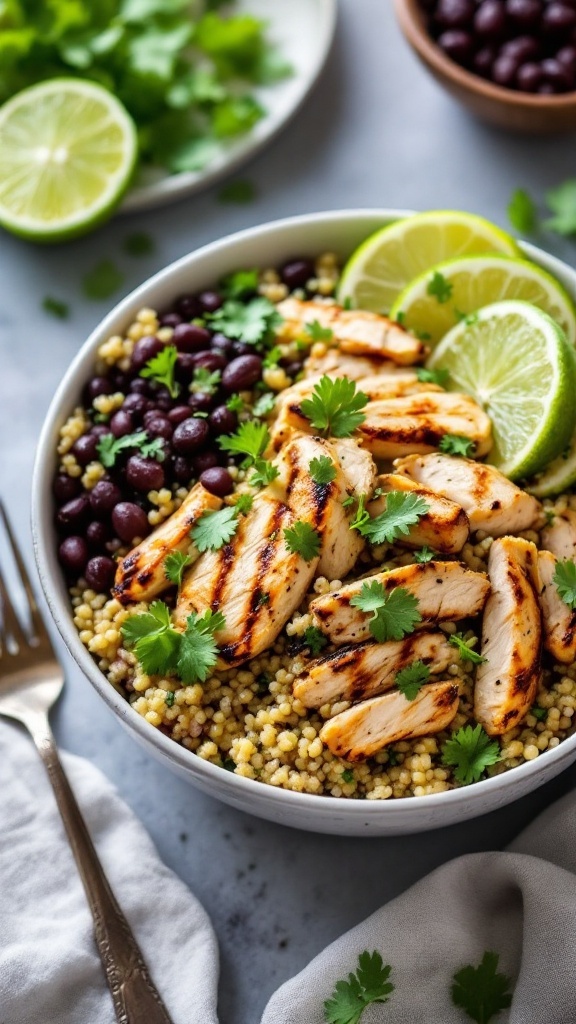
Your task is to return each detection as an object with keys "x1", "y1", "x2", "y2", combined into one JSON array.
[
  {"x1": 0, "y1": 499, "x2": 46, "y2": 643},
  {"x1": 0, "y1": 560, "x2": 29, "y2": 651}
]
